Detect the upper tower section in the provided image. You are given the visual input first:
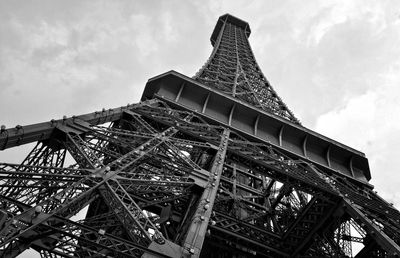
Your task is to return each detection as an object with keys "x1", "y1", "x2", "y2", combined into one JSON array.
[
  {"x1": 210, "y1": 14, "x2": 251, "y2": 46},
  {"x1": 194, "y1": 14, "x2": 300, "y2": 124}
]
